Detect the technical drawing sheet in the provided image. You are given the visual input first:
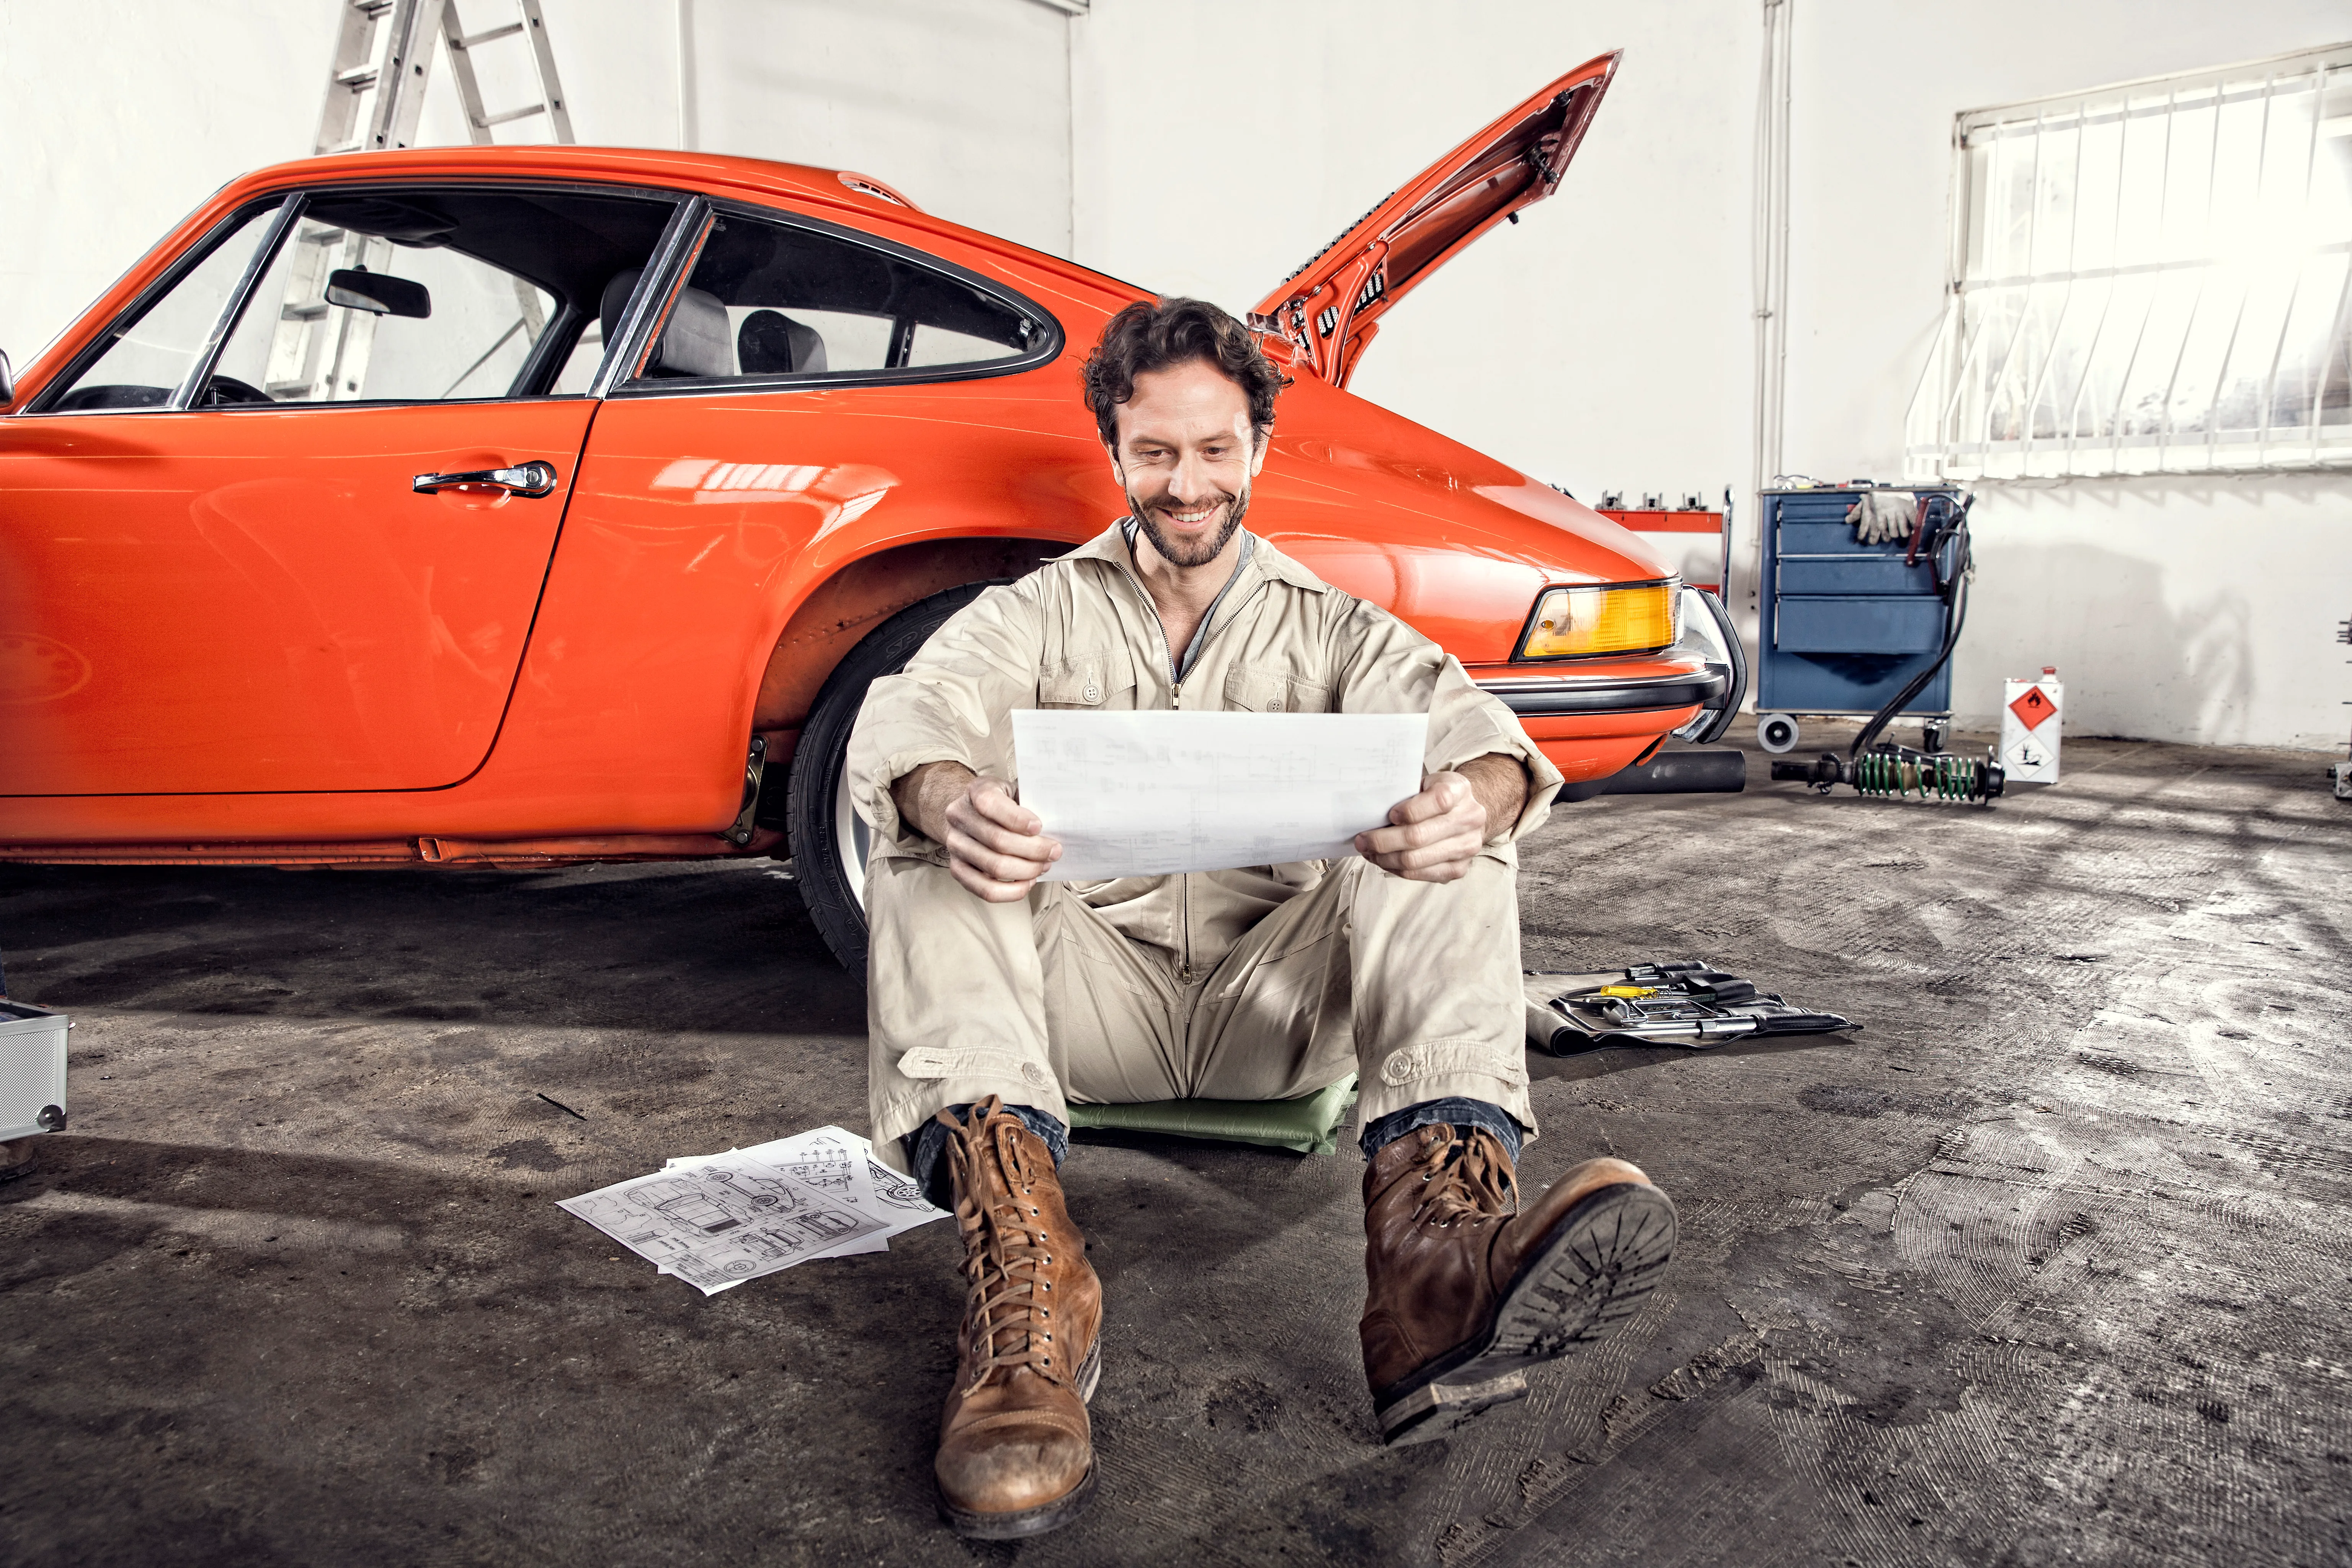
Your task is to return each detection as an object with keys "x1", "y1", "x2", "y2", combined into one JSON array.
[
  {"x1": 1012, "y1": 710, "x2": 1428, "y2": 881},
  {"x1": 663, "y1": 1125, "x2": 949, "y2": 1276},
  {"x1": 559, "y1": 1147, "x2": 887, "y2": 1297}
]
